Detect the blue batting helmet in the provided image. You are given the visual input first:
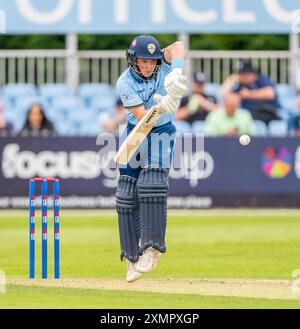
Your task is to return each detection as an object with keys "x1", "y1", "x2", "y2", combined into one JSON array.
[{"x1": 126, "y1": 35, "x2": 163, "y2": 79}]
